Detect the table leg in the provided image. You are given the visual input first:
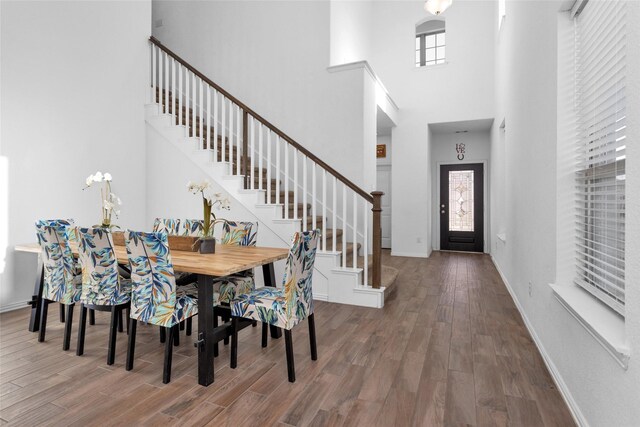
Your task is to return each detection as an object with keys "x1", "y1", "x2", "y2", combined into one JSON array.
[
  {"x1": 196, "y1": 274, "x2": 215, "y2": 386},
  {"x1": 28, "y1": 257, "x2": 44, "y2": 332},
  {"x1": 262, "y1": 263, "x2": 282, "y2": 339}
]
